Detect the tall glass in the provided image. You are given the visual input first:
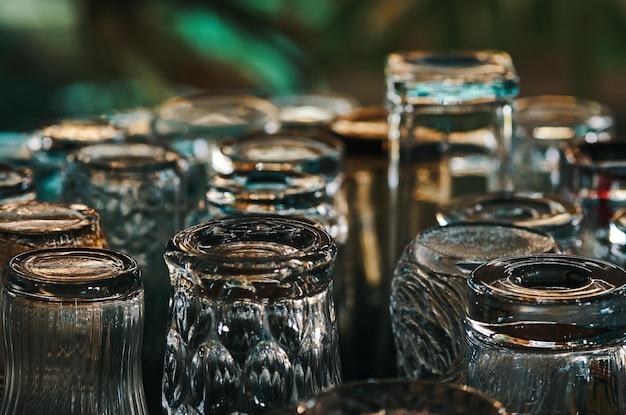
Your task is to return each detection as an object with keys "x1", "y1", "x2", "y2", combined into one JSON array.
[
  {"x1": 162, "y1": 215, "x2": 342, "y2": 415},
  {"x1": 385, "y1": 50, "x2": 519, "y2": 267},
  {"x1": 512, "y1": 95, "x2": 615, "y2": 193},
  {"x1": 390, "y1": 223, "x2": 559, "y2": 382},
  {"x1": 436, "y1": 190, "x2": 584, "y2": 253},
  {"x1": 295, "y1": 379, "x2": 509, "y2": 415},
  {"x1": 466, "y1": 253, "x2": 626, "y2": 414},
  {"x1": 0, "y1": 163, "x2": 35, "y2": 205},
  {"x1": 62, "y1": 142, "x2": 187, "y2": 414},
  {"x1": 0, "y1": 247, "x2": 147, "y2": 414}
]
